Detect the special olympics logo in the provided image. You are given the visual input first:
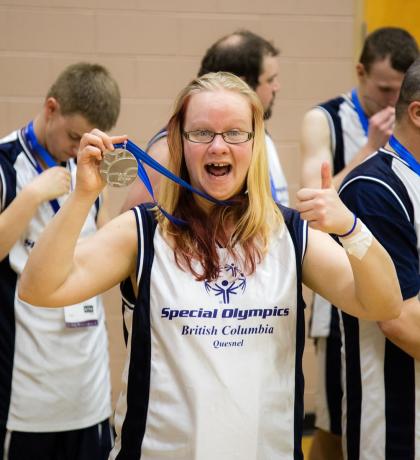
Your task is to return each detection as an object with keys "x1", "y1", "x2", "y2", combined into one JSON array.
[{"x1": 204, "y1": 263, "x2": 246, "y2": 304}]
